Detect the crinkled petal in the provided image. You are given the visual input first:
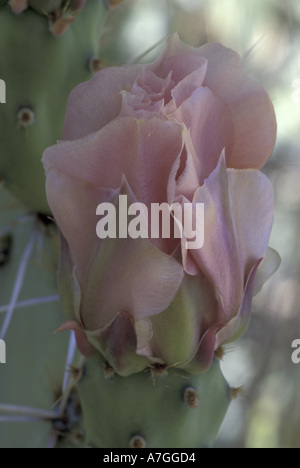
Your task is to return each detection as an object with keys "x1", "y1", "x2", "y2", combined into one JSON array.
[
  {"x1": 167, "y1": 58, "x2": 208, "y2": 108},
  {"x1": 119, "y1": 90, "x2": 164, "y2": 119},
  {"x1": 152, "y1": 34, "x2": 206, "y2": 84},
  {"x1": 62, "y1": 67, "x2": 142, "y2": 140},
  {"x1": 154, "y1": 33, "x2": 276, "y2": 169},
  {"x1": 169, "y1": 87, "x2": 234, "y2": 185},
  {"x1": 44, "y1": 117, "x2": 183, "y2": 209},
  {"x1": 135, "y1": 68, "x2": 174, "y2": 102},
  {"x1": 43, "y1": 117, "x2": 184, "y2": 268}
]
